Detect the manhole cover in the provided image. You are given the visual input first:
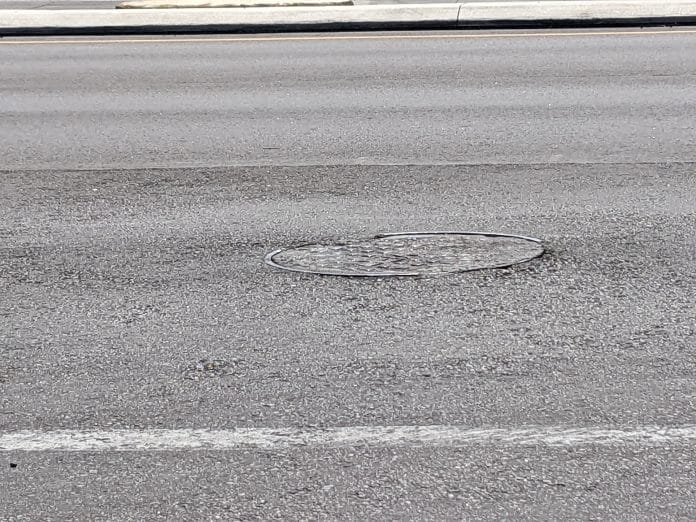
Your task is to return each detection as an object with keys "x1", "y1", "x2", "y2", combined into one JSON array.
[{"x1": 265, "y1": 232, "x2": 544, "y2": 277}]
